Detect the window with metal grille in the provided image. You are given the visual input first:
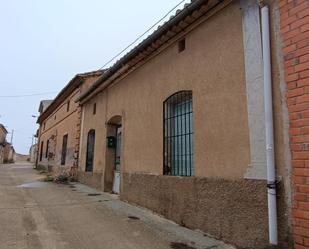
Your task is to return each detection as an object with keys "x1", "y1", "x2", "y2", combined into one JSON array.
[{"x1": 163, "y1": 90, "x2": 194, "y2": 176}]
